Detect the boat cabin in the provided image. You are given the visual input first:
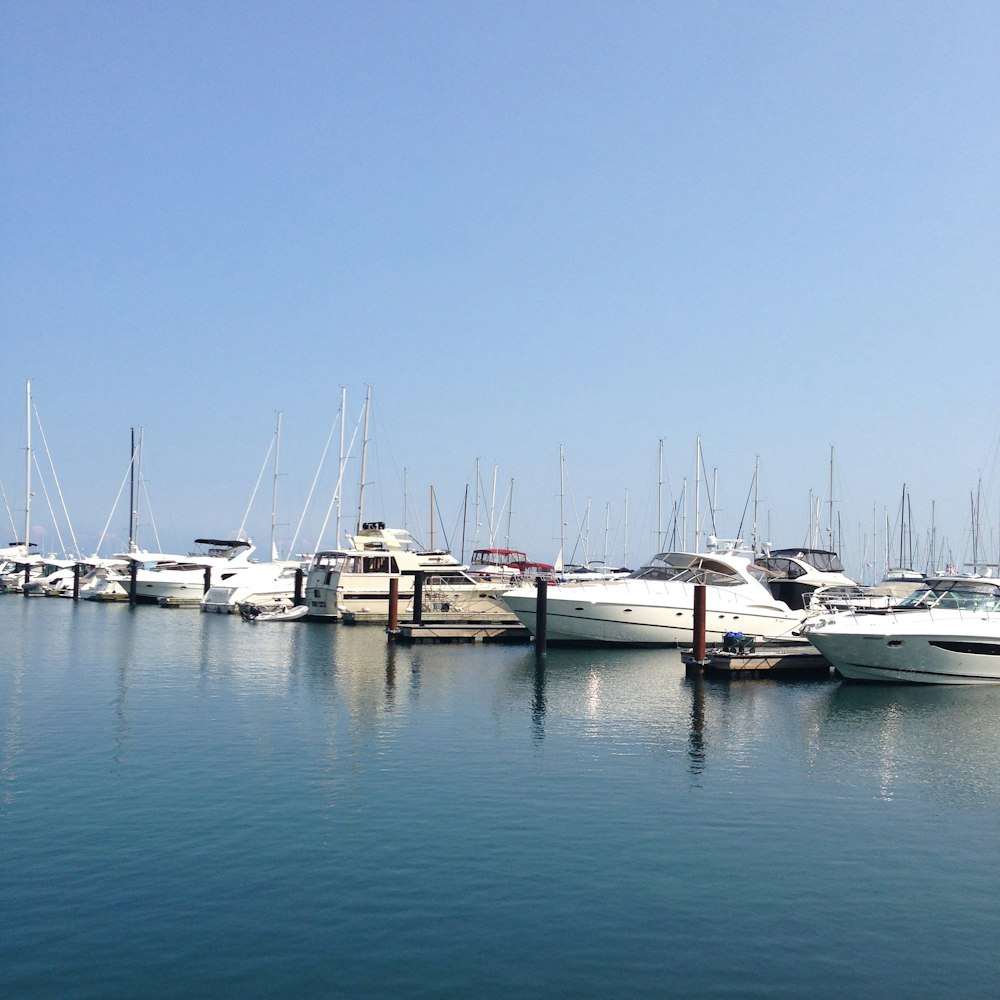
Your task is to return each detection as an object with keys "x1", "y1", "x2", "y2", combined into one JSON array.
[{"x1": 751, "y1": 548, "x2": 853, "y2": 610}]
